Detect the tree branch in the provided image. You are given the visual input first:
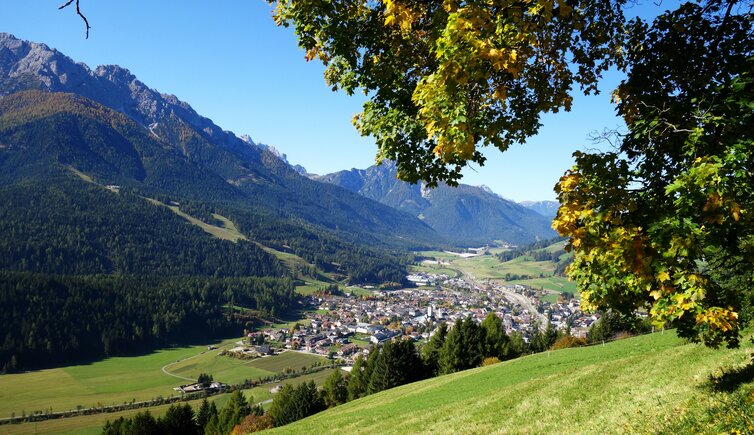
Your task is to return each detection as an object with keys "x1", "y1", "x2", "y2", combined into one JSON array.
[{"x1": 59, "y1": 0, "x2": 90, "y2": 39}]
